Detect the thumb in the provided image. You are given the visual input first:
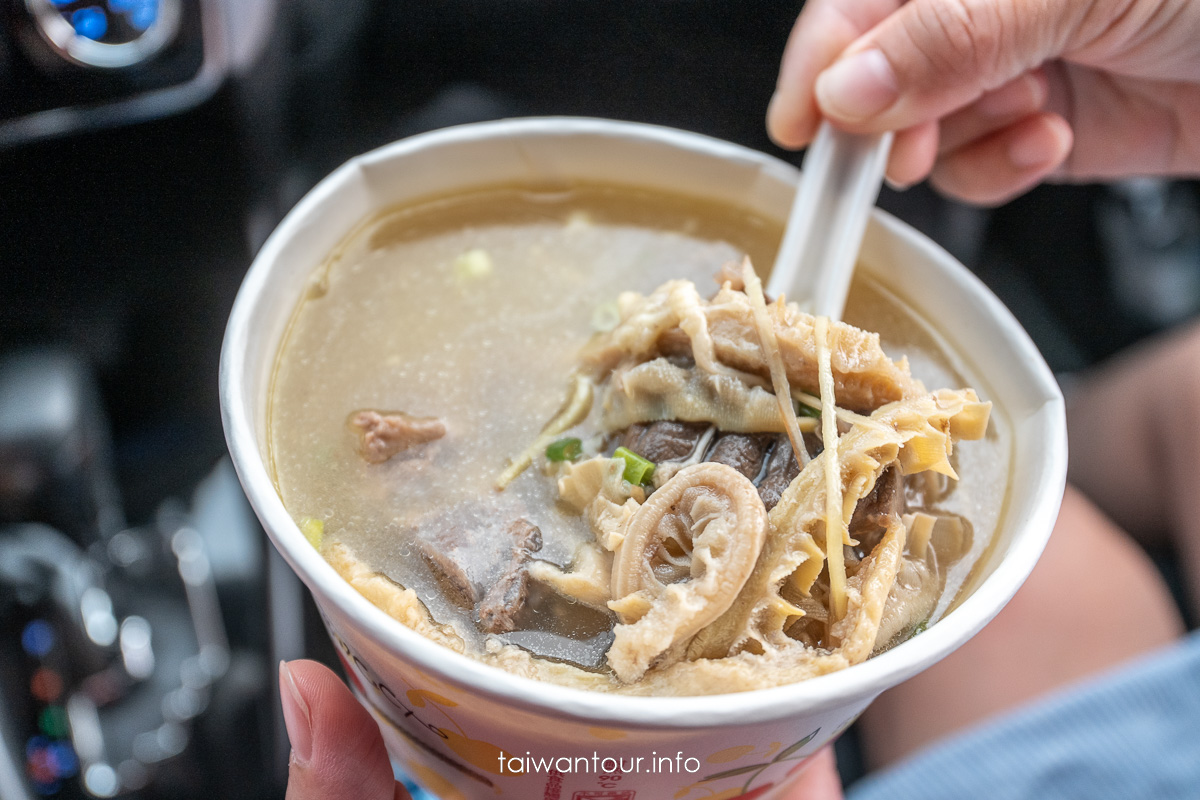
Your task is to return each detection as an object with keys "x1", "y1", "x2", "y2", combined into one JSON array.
[
  {"x1": 814, "y1": 0, "x2": 1080, "y2": 132},
  {"x1": 280, "y1": 660, "x2": 412, "y2": 800}
]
